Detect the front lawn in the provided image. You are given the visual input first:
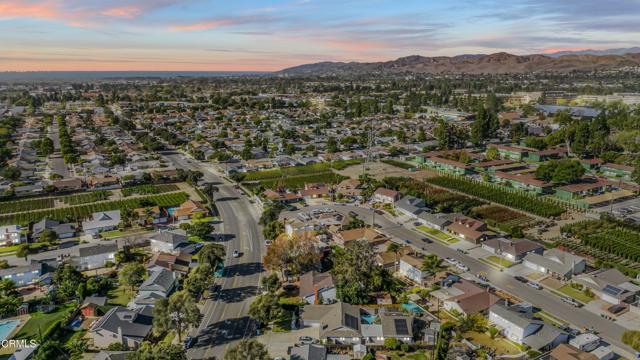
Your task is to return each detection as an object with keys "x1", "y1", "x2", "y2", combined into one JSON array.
[
  {"x1": 557, "y1": 284, "x2": 594, "y2": 303},
  {"x1": 484, "y1": 255, "x2": 514, "y2": 268},
  {"x1": 100, "y1": 228, "x2": 151, "y2": 239},
  {"x1": 107, "y1": 285, "x2": 135, "y2": 306},
  {"x1": 416, "y1": 226, "x2": 459, "y2": 244},
  {"x1": 0, "y1": 244, "x2": 19, "y2": 255},
  {"x1": 15, "y1": 304, "x2": 75, "y2": 339}
]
